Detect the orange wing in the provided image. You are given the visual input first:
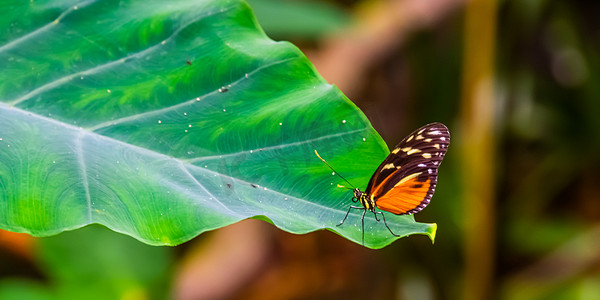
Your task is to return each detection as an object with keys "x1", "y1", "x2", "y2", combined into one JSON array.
[{"x1": 375, "y1": 176, "x2": 432, "y2": 215}]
